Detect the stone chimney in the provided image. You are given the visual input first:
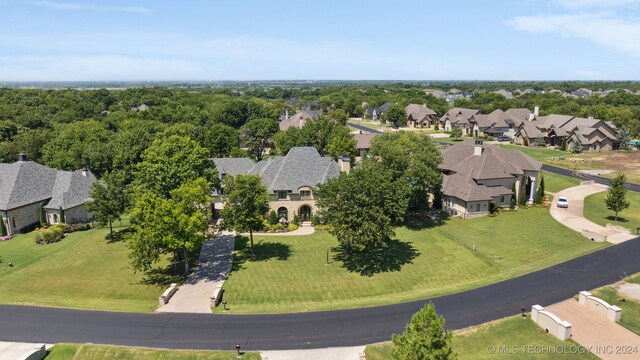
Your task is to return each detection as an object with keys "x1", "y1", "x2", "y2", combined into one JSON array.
[
  {"x1": 474, "y1": 139, "x2": 484, "y2": 156},
  {"x1": 285, "y1": 108, "x2": 289, "y2": 120},
  {"x1": 338, "y1": 154, "x2": 351, "y2": 174},
  {"x1": 18, "y1": 153, "x2": 28, "y2": 162},
  {"x1": 81, "y1": 167, "x2": 89, "y2": 177},
  {"x1": 534, "y1": 105, "x2": 539, "y2": 117}
]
